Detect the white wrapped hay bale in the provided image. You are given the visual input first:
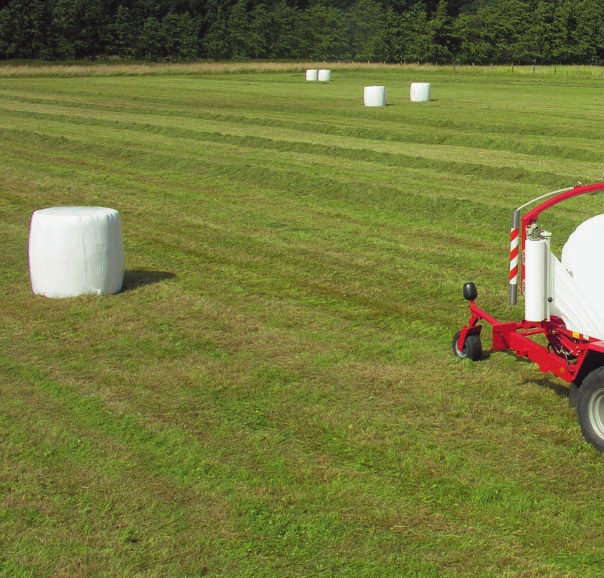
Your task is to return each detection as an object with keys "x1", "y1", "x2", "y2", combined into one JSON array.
[
  {"x1": 306, "y1": 69, "x2": 318, "y2": 81},
  {"x1": 29, "y1": 206, "x2": 124, "y2": 298},
  {"x1": 318, "y1": 69, "x2": 331, "y2": 82},
  {"x1": 410, "y1": 82, "x2": 431, "y2": 102},
  {"x1": 549, "y1": 214, "x2": 604, "y2": 339},
  {"x1": 364, "y1": 86, "x2": 386, "y2": 107}
]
